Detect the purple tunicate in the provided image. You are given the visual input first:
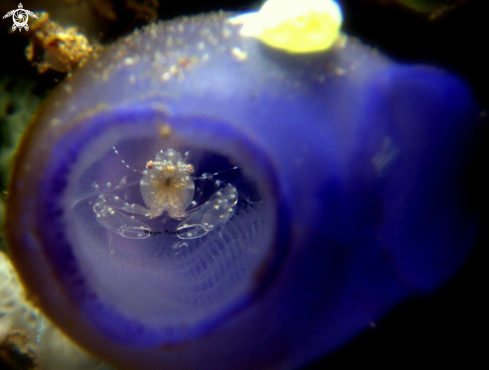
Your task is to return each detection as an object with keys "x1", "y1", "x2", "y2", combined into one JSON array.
[{"x1": 5, "y1": 10, "x2": 479, "y2": 370}]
